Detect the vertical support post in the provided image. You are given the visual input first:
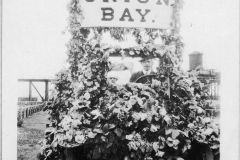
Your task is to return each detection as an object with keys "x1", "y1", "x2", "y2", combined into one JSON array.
[
  {"x1": 45, "y1": 81, "x2": 49, "y2": 101},
  {"x1": 29, "y1": 81, "x2": 32, "y2": 101}
]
